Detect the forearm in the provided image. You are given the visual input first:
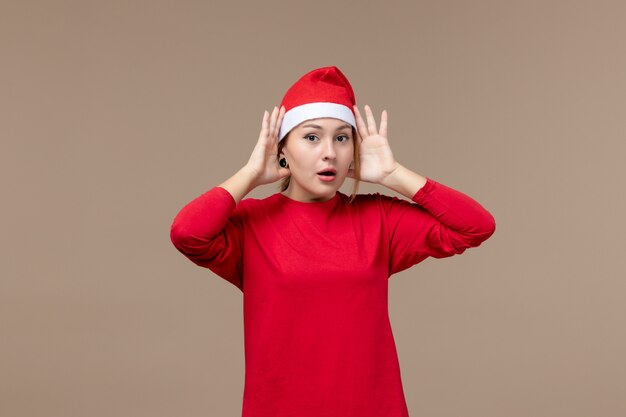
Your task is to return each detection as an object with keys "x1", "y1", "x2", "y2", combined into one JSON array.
[
  {"x1": 380, "y1": 164, "x2": 495, "y2": 238},
  {"x1": 218, "y1": 166, "x2": 258, "y2": 205},
  {"x1": 379, "y1": 163, "x2": 428, "y2": 200},
  {"x1": 410, "y1": 177, "x2": 496, "y2": 240},
  {"x1": 171, "y1": 166, "x2": 257, "y2": 247}
]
